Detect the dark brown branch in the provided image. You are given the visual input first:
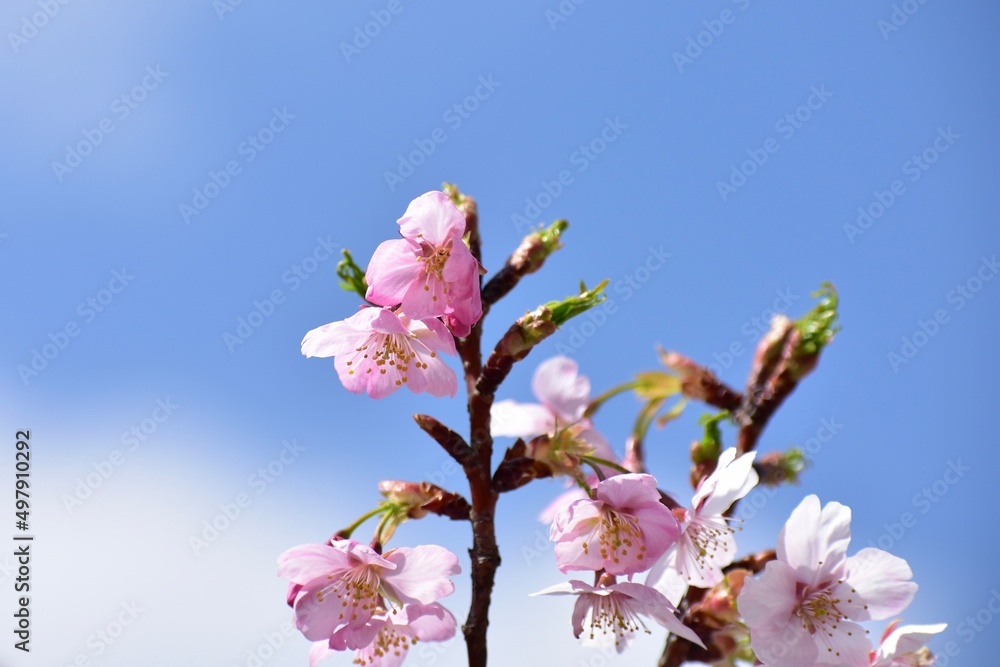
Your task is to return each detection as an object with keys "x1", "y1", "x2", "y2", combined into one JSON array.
[{"x1": 413, "y1": 414, "x2": 476, "y2": 472}]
